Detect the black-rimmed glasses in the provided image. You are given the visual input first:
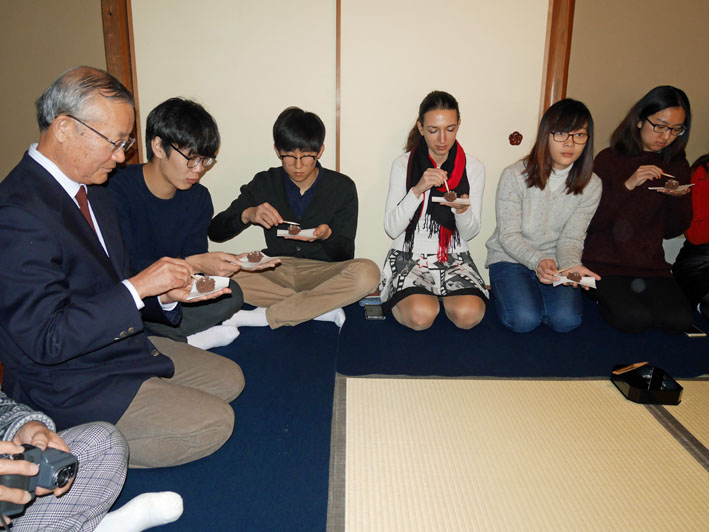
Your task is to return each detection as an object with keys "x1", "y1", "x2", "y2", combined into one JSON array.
[
  {"x1": 279, "y1": 154, "x2": 318, "y2": 166},
  {"x1": 67, "y1": 115, "x2": 135, "y2": 153},
  {"x1": 170, "y1": 145, "x2": 216, "y2": 169},
  {"x1": 645, "y1": 118, "x2": 686, "y2": 137},
  {"x1": 550, "y1": 131, "x2": 589, "y2": 145}
]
